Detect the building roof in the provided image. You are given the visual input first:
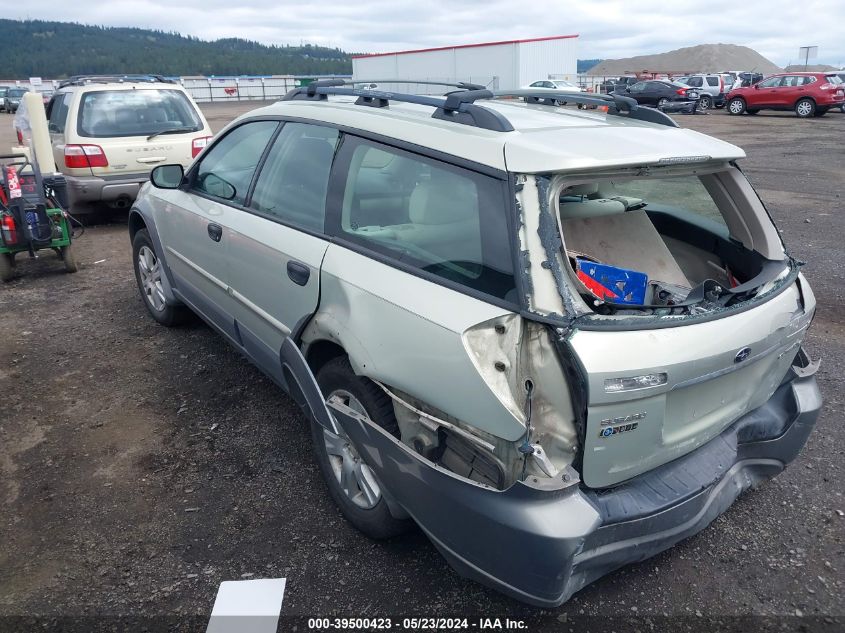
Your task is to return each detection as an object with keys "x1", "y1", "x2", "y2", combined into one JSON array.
[
  {"x1": 241, "y1": 97, "x2": 744, "y2": 174},
  {"x1": 353, "y1": 35, "x2": 578, "y2": 60}
]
